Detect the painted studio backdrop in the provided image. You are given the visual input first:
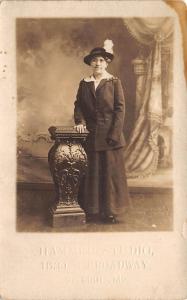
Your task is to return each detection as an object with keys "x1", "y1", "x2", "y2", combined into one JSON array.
[{"x1": 17, "y1": 18, "x2": 173, "y2": 182}]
